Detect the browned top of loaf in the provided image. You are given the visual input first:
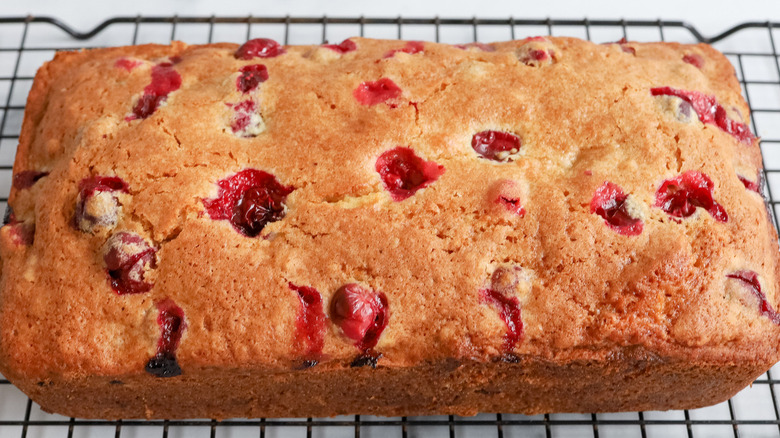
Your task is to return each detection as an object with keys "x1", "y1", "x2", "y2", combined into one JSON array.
[{"x1": 0, "y1": 36, "x2": 778, "y2": 380}]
